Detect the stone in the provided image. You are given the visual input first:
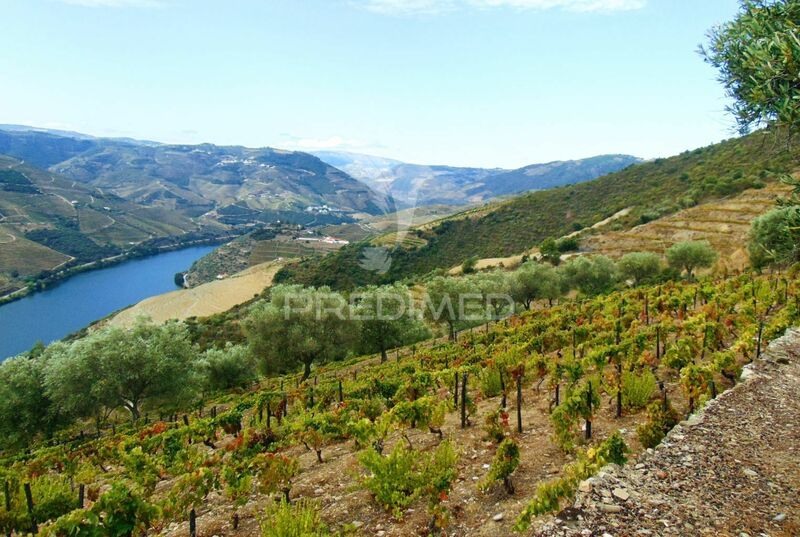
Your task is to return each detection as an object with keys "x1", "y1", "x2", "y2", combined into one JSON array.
[
  {"x1": 578, "y1": 480, "x2": 592, "y2": 493},
  {"x1": 743, "y1": 468, "x2": 758, "y2": 478},
  {"x1": 612, "y1": 488, "x2": 630, "y2": 501},
  {"x1": 492, "y1": 513, "x2": 504, "y2": 522},
  {"x1": 773, "y1": 513, "x2": 787, "y2": 522},
  {"x1": 600, "y1": 504, "x2": 622, "y2": 513}
]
